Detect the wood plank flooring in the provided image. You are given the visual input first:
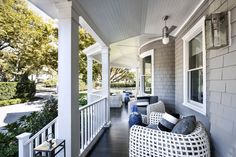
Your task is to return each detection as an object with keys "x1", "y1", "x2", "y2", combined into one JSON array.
[{"x1": 87, "y1": 105, "x2": 129, "y2": 157}]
